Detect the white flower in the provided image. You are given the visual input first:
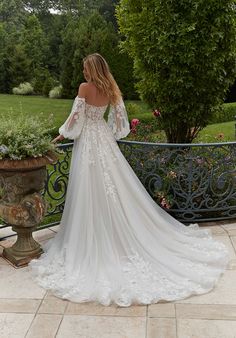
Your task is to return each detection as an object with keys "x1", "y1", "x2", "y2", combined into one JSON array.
[{"x1": 0, "y1": 145, "x2": 9, "y2": 154}]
